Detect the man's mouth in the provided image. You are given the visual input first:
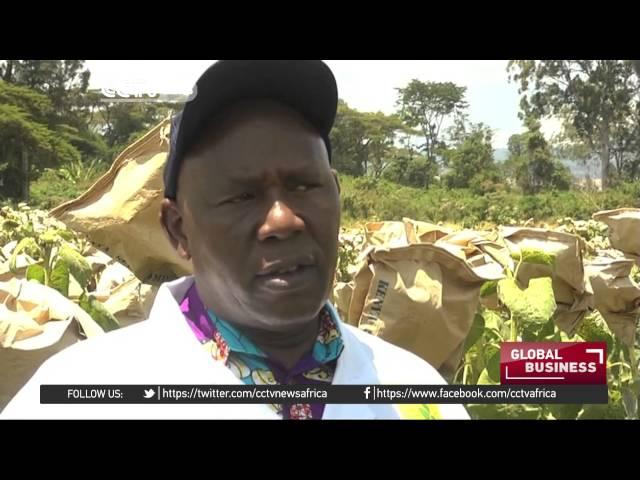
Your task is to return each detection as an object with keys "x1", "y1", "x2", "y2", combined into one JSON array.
[
  {"x1": 258, "y1": 264, "x2": 304, "y2": 276},
  {"x1": 255, "y1": 255, "x2": 317, "y2": 292},
  {"x1": 256, "y1": 254, "x2": 315, "y2": 276}
]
